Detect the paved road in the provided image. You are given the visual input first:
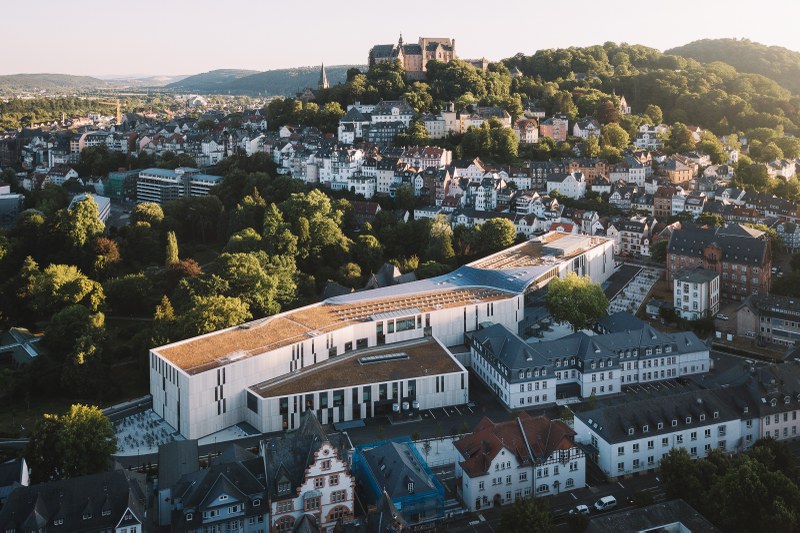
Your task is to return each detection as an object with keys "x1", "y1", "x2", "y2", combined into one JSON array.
[{"x1": 445, "y1": 471, "x2": 666, "y2": 532}]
